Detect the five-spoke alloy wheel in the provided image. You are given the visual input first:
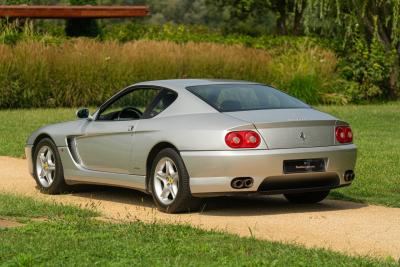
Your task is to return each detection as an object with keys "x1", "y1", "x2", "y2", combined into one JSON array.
[
  {"x1": 33, "y1": 138, "x2": 67, "y2": 194},
  {"x1": 36, "y1": 145, "x2": 56, "y2": 188},
  {"x1": 153, "y1": 157, "x2": 179, "y2": 205},
  {"x1": 150, "y1": 148, "x2": 201, "y2": 213}
]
